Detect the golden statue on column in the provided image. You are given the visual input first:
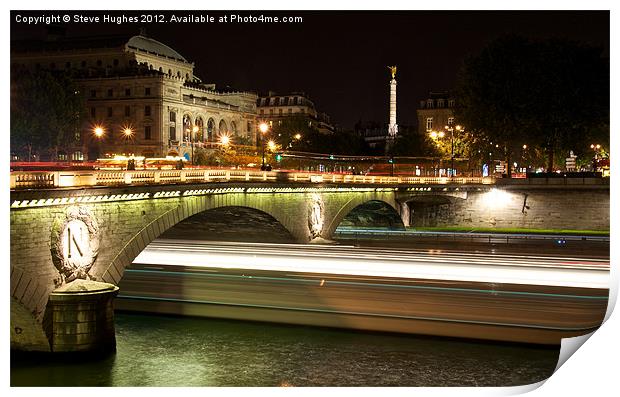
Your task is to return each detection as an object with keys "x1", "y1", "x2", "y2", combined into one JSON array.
[{"x1": 388, "y1": 65, "x2": 397, "y2": 79}]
